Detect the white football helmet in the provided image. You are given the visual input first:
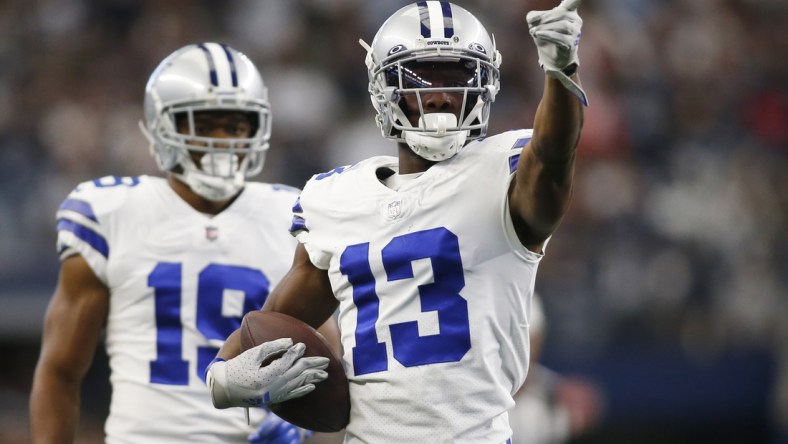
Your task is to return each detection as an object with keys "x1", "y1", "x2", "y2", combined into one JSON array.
[
  {"x1": 362, "y1": 1, "x2": 501, "y2": 161},
  {"x1": 140, "y1": 42, "x2": 272, "y2": 201}
]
